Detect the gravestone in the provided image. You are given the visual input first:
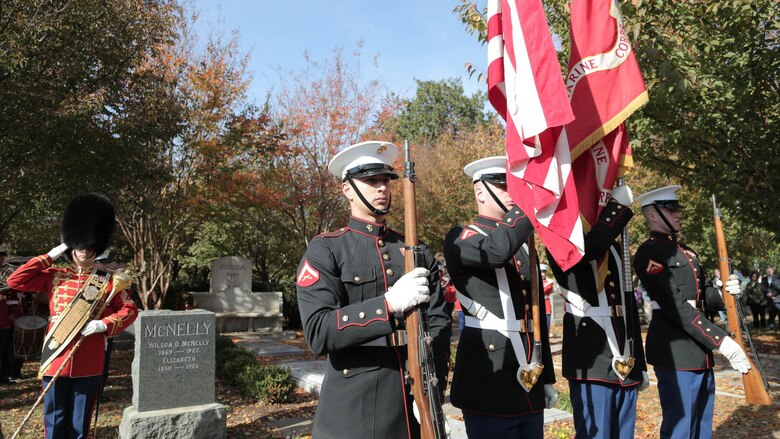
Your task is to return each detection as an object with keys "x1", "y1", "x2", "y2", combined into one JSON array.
[
  {"x1": 119, "y1": 310, "x2": 226, "y2": 439},
  {"x1": 189, "y1": 256, "x2": 283, "y2": 333},
  {"x1": 210, "y1": 256, "x2": 253, "y2": 303}
]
